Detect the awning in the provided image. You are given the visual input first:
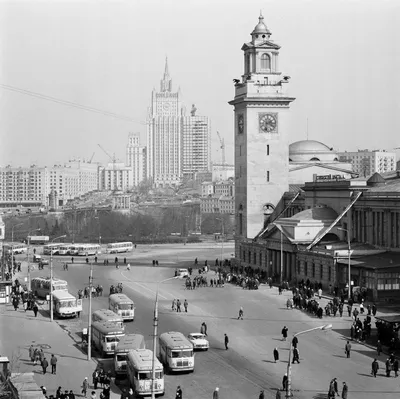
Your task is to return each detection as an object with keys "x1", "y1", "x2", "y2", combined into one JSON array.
[
  {"x1": 375, "y1": 315, "x2": 400, "y2": 324},
  {"x1": 306, "y1": 191, "x2": 362, "y2": 250}
]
